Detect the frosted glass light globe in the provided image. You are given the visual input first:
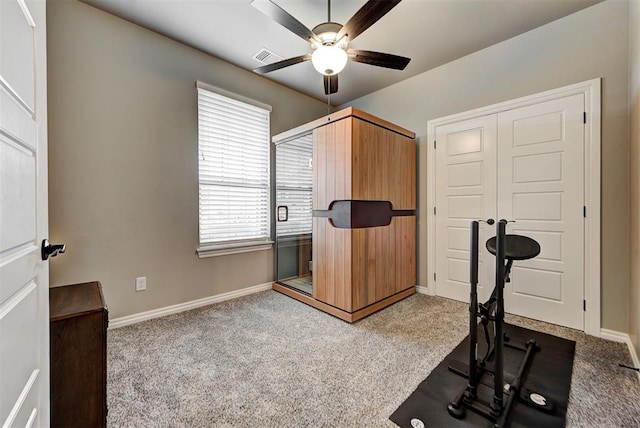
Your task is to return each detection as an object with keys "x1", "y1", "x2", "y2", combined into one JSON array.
[{"x1": 311, "y1": 45, "x2": 348, "y2": 76}]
